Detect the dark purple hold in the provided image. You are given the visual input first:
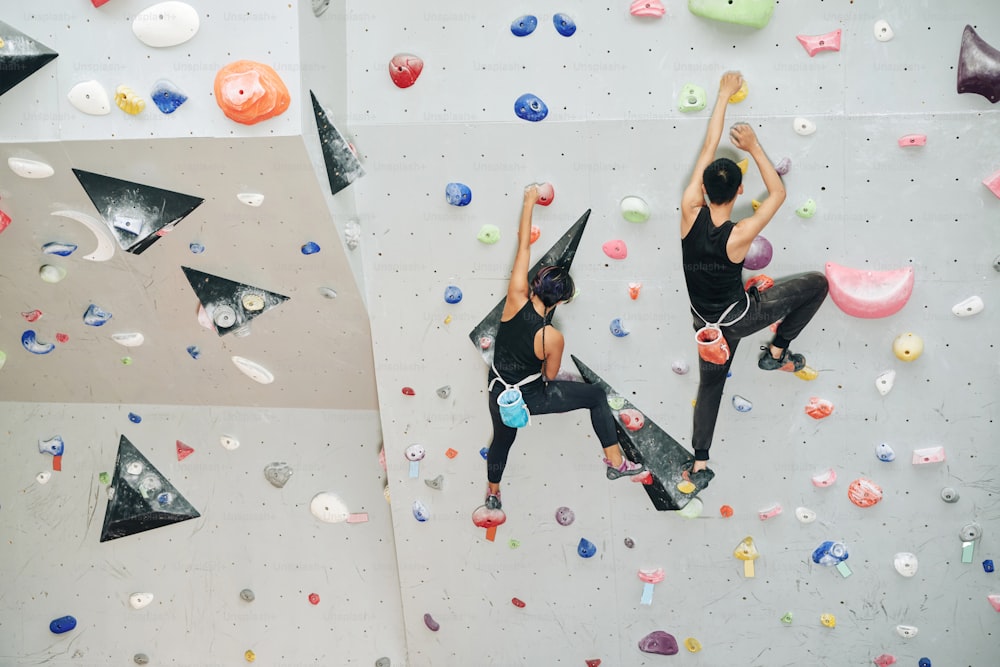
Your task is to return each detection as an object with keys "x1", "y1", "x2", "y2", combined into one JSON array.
[
  {"x1": 555, "y1": 506, "x2": 575, "y2": 526},
  {"x1": 743, "y1": 235, "x2": 773, "y2": 271},
  {"x1": 423, "y1": 613, "x2": 440, "y2": 631},
  {"x1": 624, "y1": 537, "x2": 635, "y2": 549},
  {"x1": 638, "y1": 630, "x2": 679, "y2": 655}
]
